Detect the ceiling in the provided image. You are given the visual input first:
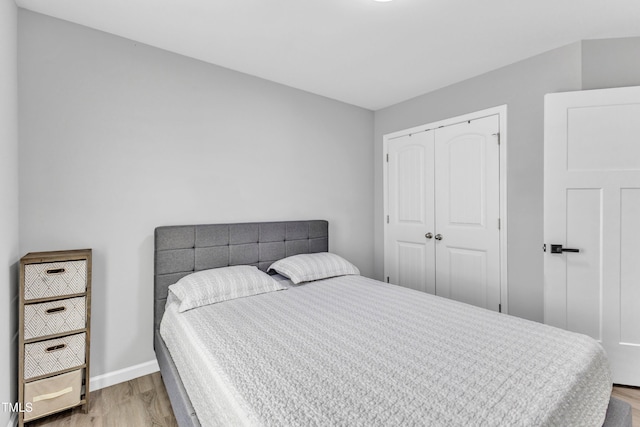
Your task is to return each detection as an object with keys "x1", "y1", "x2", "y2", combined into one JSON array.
[{"x1": 15, "y1": 0, "x2": 640, "y2": 110}]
